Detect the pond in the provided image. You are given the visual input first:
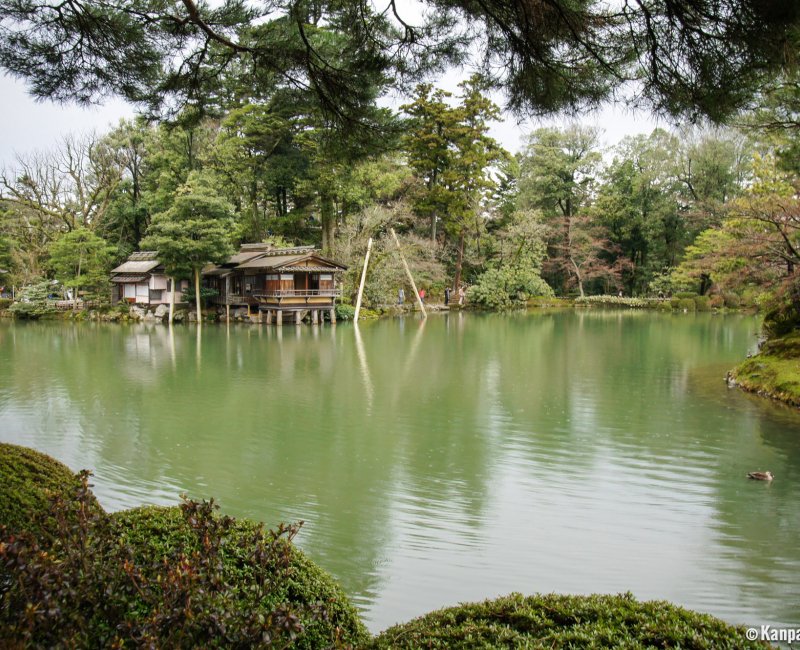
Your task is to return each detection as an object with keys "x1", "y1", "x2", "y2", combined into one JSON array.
[{"x1": 1, "y1": 310, "x2": 799, "y2": 633}]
